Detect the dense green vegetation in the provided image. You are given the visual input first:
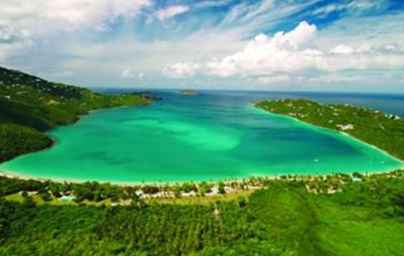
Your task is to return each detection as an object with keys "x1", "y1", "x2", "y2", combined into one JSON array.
[
  {"x1": 2, "y1": 68, "x2": 404, "y2": 255},
  {"x1": 0, "y1": 175, "x2": 260, "y2": 205},
  {"x1": 0, "y1": 124, "x2": 52, "y2": 162},
  {"x1": 0, "y1": 66, "x2": 152, "y2": 162},
  {"x1": 255, "y1": 99, "x2": 404, "y2": 160},
  {"x1": 0, "y1": 172, "x2": 403, "y2": 255}
]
